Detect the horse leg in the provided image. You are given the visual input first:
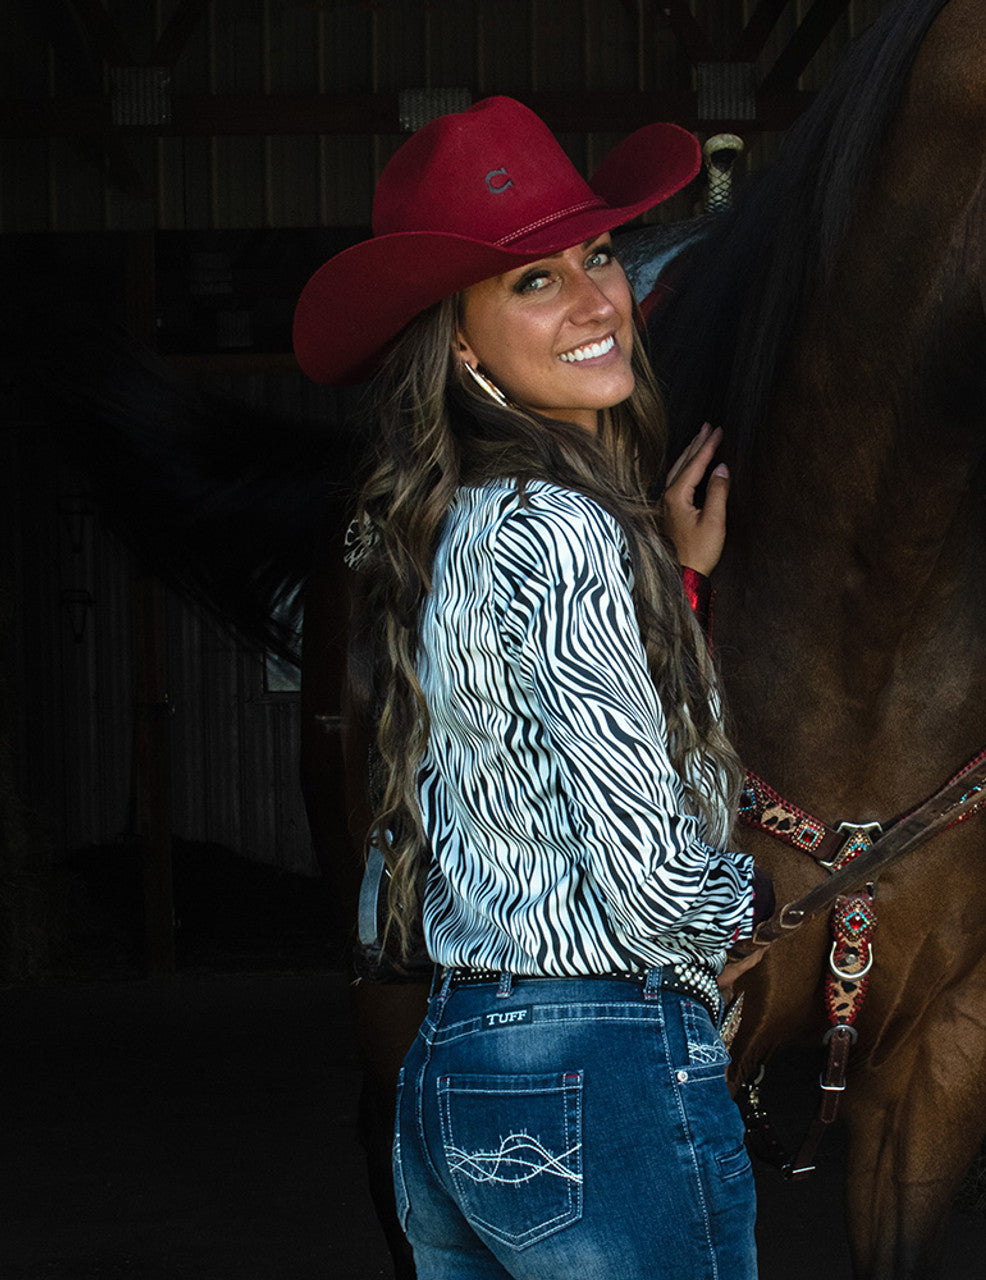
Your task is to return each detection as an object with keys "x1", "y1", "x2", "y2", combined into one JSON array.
[{"x1": 843, "y1": 979, "x2": 986, "y2": 1278}]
